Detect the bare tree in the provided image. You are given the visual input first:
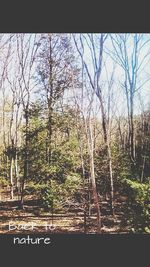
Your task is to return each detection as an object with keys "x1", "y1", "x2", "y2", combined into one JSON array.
[
  {"x1": 110, "y1": 34, "x2": 150, "y2": 162},
  {"x1": 72, "y1": 59, "x2": 102, "y2": 232},
  {"x1": 0, "y1": 34, "x2": 15, "y2": 198},
  {"x1": 16, "y1": 33, "x2": 41, "y2": 207},
  {"x1": 73, "y1": 33, "x2": 116, "y2": 215}
]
